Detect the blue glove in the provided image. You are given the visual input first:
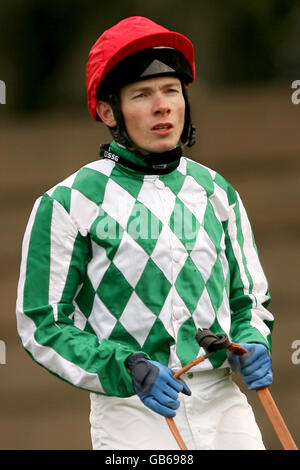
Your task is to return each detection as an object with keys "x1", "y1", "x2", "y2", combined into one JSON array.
[
  {"x1": 125, "y1": 354, "x2": 191, "y2": 418},
  {"x1": 227, "y1": 343, "x2": 273, "y2": 390}
]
